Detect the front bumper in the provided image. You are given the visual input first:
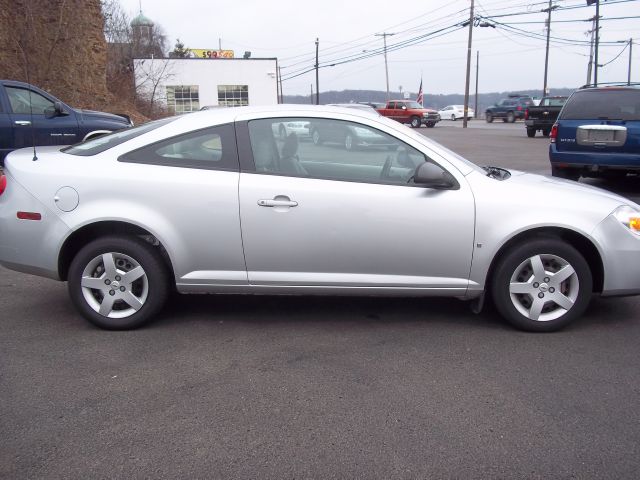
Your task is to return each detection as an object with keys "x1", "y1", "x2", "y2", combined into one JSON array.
[{"x1": 592, "y1": 213, "x2": 640, "y2": 296}]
